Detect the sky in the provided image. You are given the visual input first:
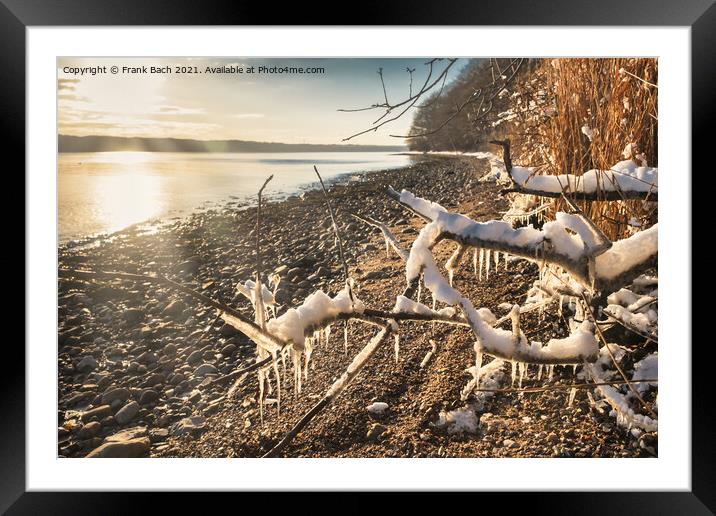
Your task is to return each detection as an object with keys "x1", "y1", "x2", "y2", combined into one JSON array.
[{"x1": 57, "y1": 57, "x2": 468, "y2": 146}]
